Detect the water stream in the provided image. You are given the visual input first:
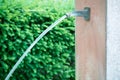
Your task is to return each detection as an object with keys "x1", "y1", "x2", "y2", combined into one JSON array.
[{"x1": 5, "y1": 15, "x2": 67, "y2": 80}]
